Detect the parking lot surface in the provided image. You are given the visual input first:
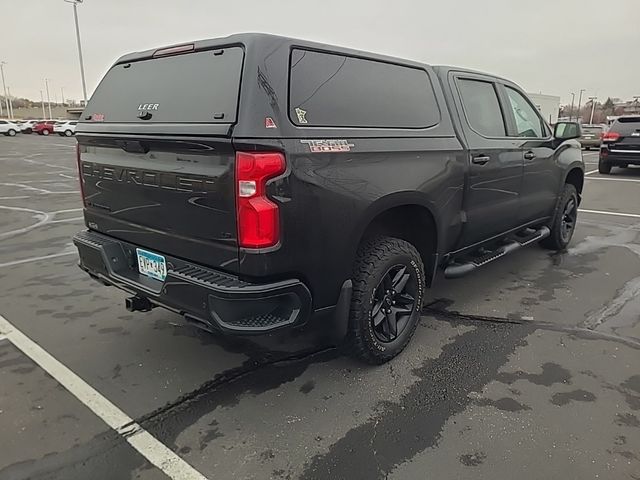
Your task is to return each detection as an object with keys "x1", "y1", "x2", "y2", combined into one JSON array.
[{"x1": 0, "y1": 136, "x2": 639, "y2": 480}]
